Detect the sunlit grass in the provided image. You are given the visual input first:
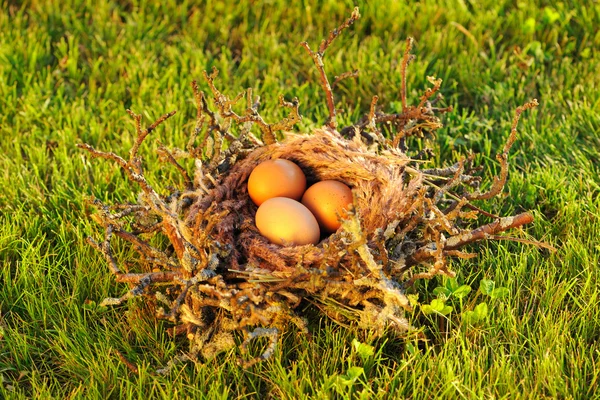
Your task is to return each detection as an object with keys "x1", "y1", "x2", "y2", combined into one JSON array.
[{"x1": 1, "y1": 0, "x2": 599, "y2": 398}]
